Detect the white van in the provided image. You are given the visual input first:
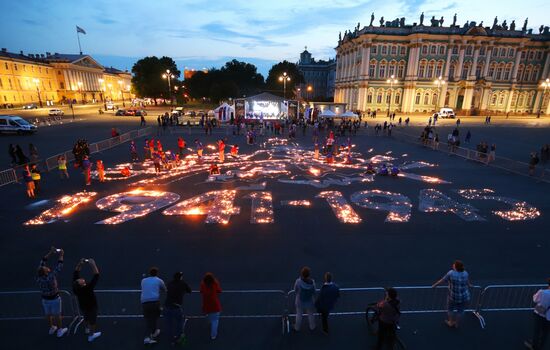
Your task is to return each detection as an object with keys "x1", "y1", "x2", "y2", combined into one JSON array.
[
  {"x1": 0, "y1": 115, "x2": 38, "y2": 134},
  {"x1": 438, "y1": 108, "x2": 455, "y2": 119}
]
